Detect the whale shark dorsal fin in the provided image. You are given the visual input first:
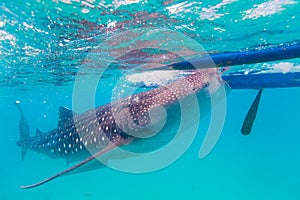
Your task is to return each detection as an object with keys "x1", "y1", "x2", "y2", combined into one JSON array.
[
  {"x1": 36, "y1": 129, "x2": 43, "y2": 137},
  {"x1": 58, "y1": 107, "x2": 78, "y2": 129}
]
